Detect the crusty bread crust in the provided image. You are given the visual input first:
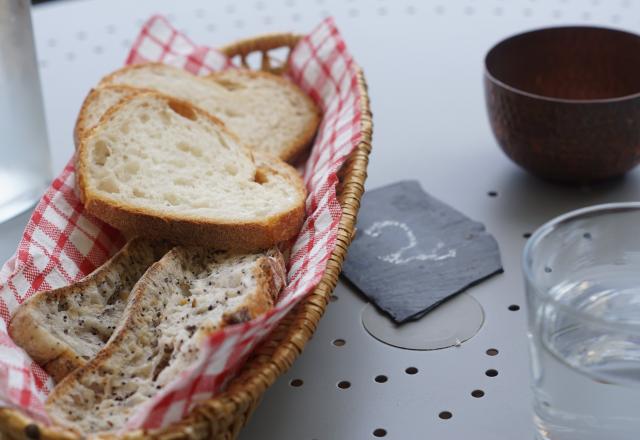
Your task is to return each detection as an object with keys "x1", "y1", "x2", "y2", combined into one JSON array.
[
  {"x1": 10, "y1": 305, "x2": 80, "y2": 383},
  {"x1": 9, "y1": 239, "x2": 168, "y2": 383},
  {"x1": 73, "y1": 85, "x2": 142, "y2": 149},
  {"x1": 97, "y1": 62, "x2": 169, "y2": 87},
  {"x1": 46, "y1": 247, "x2": 286, "y2": 434},
  {"x1": 207, "y1": 69, "x2": 322, "y2": 163},
  {"x1": 76, "y1": 93, "x2": 307, "y2": 251}
]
